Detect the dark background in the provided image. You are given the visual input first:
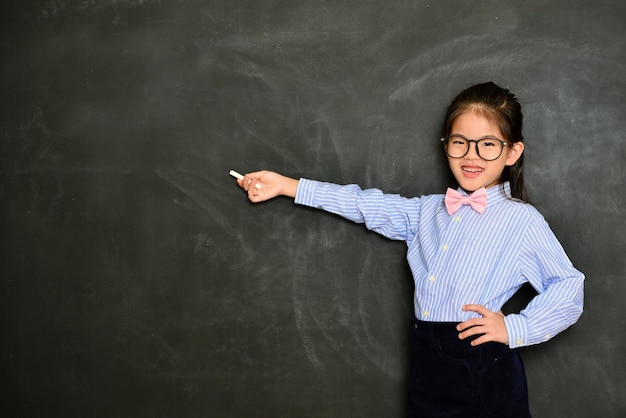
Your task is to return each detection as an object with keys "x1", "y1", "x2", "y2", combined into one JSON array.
[{"x1": 1, "y1": 1, "x2": 624, "y2": 417}]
